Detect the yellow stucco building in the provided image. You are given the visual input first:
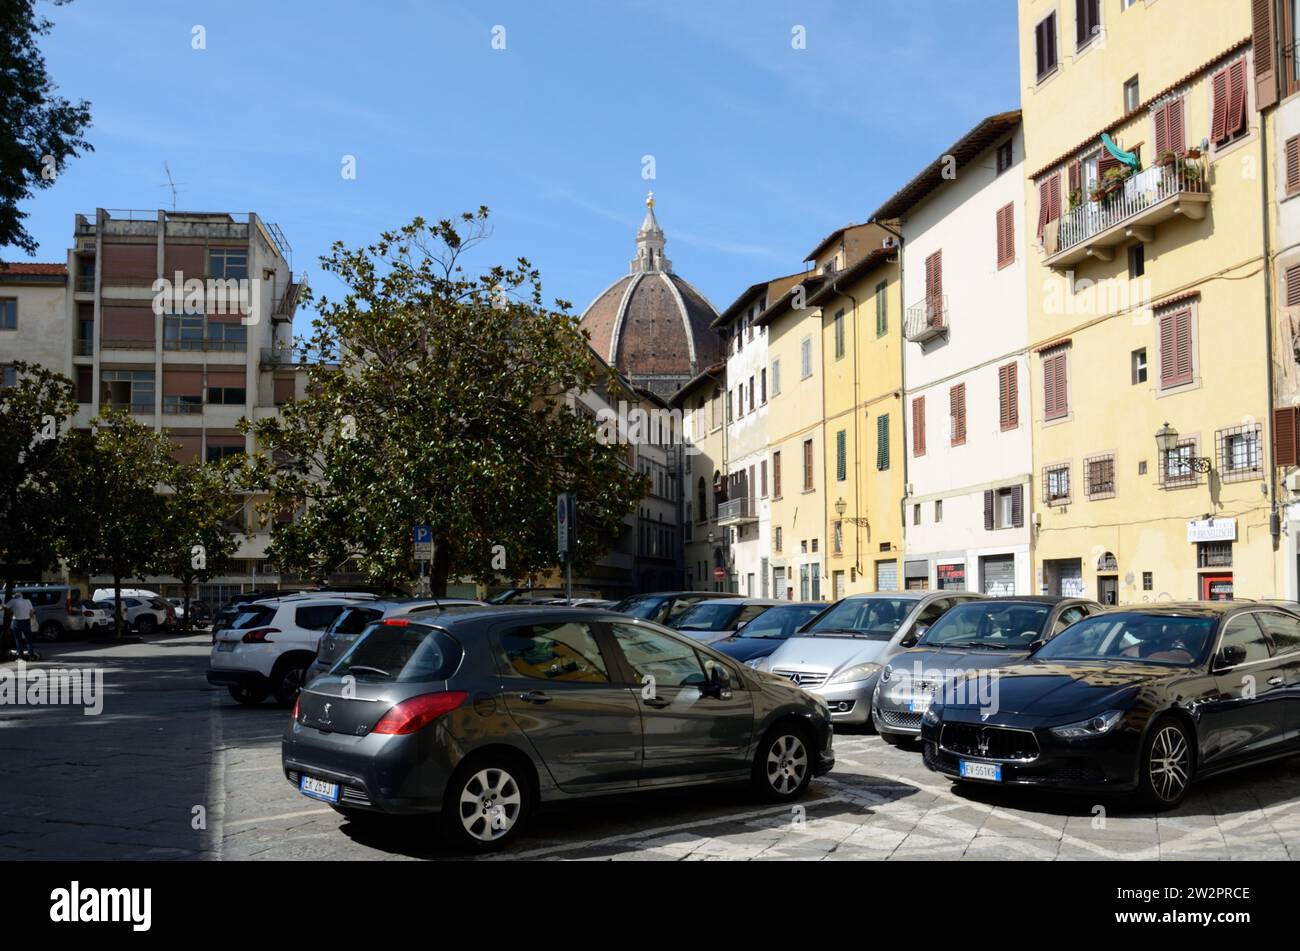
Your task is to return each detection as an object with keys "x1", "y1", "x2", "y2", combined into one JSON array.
[{"x1": 1019, "y1": 0, "x2": 1278, "y2": 602}]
